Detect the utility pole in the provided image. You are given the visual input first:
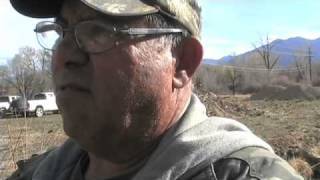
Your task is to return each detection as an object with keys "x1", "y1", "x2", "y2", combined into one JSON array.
[{"x1": 307, "y1": 47, "x2": 312, "y2": 84}]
